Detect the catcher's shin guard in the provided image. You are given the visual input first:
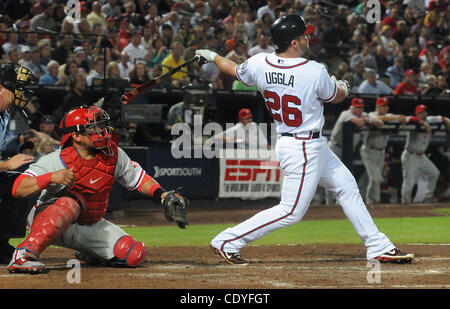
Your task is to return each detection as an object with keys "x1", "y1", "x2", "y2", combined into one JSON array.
[
  {"x1": 113, "y1": 235, "x2": 146, "y2": 267},
  {"x1": 16, "y1": 196, "x2": 81, "y2": 256}
]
